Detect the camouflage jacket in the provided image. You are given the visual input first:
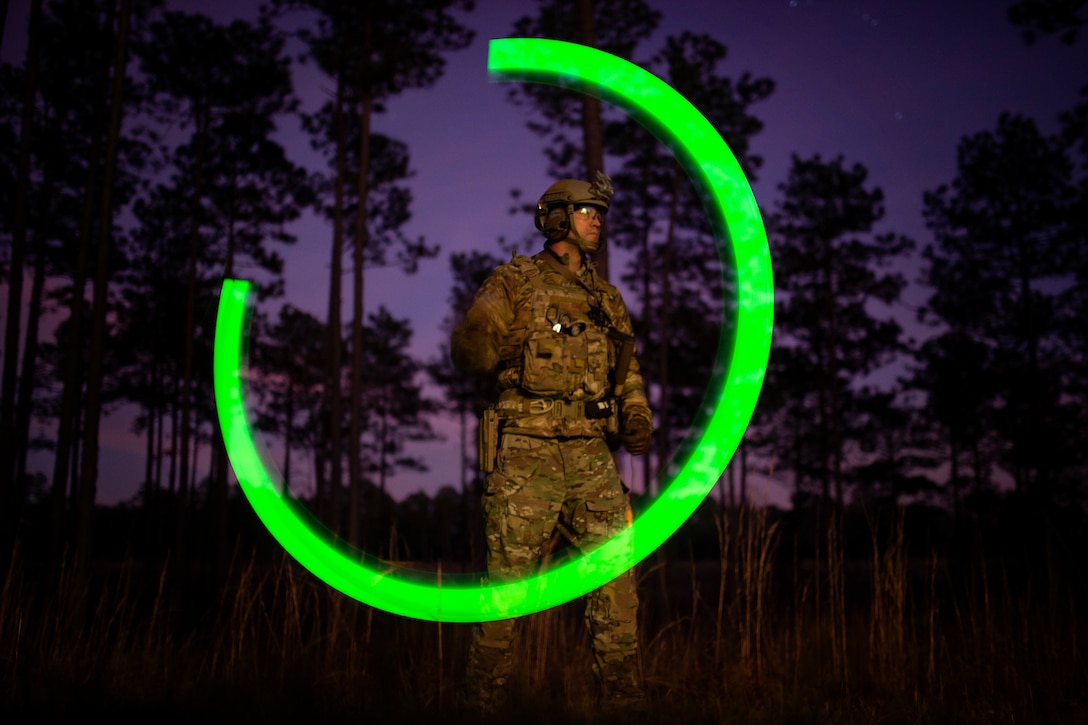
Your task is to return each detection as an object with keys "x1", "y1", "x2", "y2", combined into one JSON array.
[{"x1": 453, "y1": 249, "x2": 652, "y2": 439}]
